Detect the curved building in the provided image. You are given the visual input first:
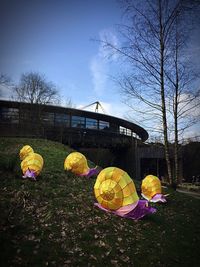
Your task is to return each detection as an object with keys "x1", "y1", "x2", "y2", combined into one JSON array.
[{"x1": 0, "y1": 100, "x2": 148, "y2": 147}]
